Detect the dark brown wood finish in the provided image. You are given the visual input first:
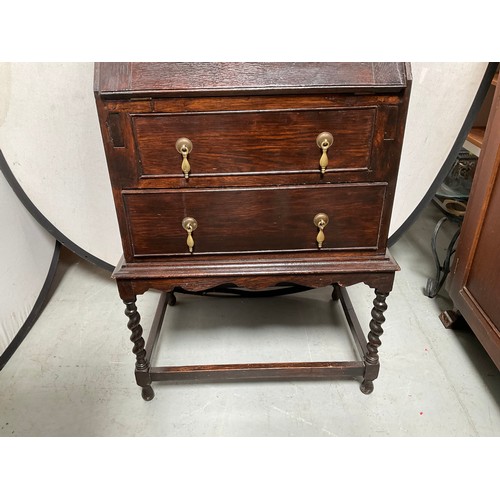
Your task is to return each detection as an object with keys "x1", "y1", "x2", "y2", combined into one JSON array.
[
  {"x1": 99, "y1": 94, "x2": 402, "y2": 190},
  {"x1": 149, "y1": 361, "x2": 366, "y2": 382},
  {"x1": 96, "y1": 62, "x2": 407, "y2": 98},
  {"x1": 447, "y1": 80, "x2": 500, "y2": 370},
  {"x1": 95, "y1": 63, "x2": 411, "y2": 400},
  {"x1": 132, "y1": 107, "x2": 376, "y2": 177},
  {"x1": 123, "y1": 184, "x2": 387, "y2": 258}
]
